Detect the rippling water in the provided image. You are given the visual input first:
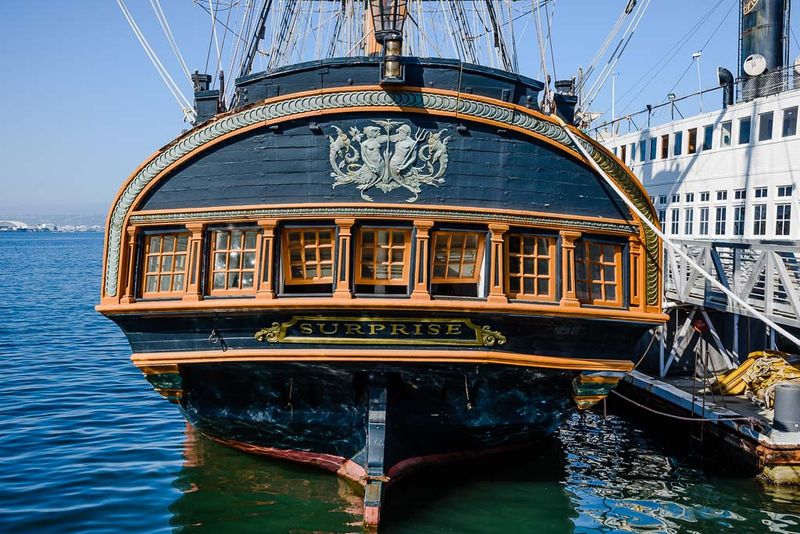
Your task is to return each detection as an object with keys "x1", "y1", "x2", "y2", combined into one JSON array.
[{"x1": 1, "y1": 232, "x2": 798, "y2": 533}]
